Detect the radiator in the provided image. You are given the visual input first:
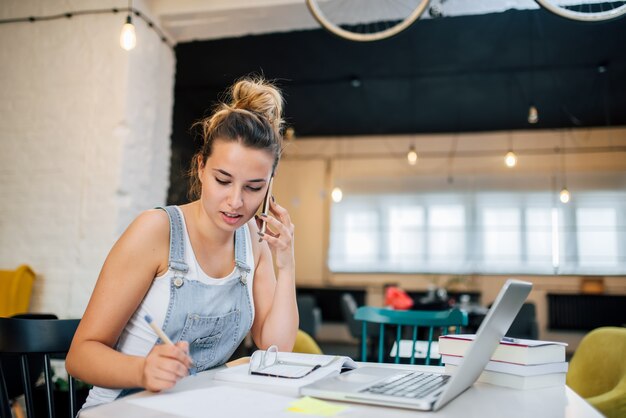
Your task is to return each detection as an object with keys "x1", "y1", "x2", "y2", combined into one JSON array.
[{"x1": 548, "y1": 294, "x2": 626, "y2": 331}]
